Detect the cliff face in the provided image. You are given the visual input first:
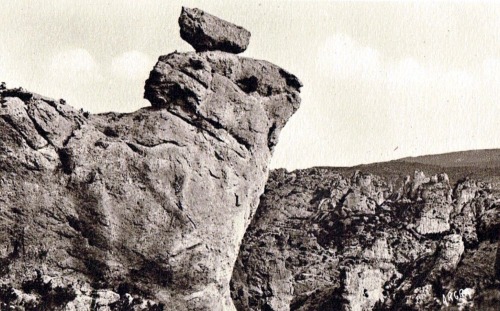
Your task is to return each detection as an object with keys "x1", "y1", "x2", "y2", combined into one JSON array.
[
  {"x1": 4, "y1": 5, "x2": 498, "y2": 311},
  {"x1": 232, "y1": 168, "x2": 500, "y2": 310},
  {"x1": 0, "y1": 8, "x2": 301, "y2": 311}
]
